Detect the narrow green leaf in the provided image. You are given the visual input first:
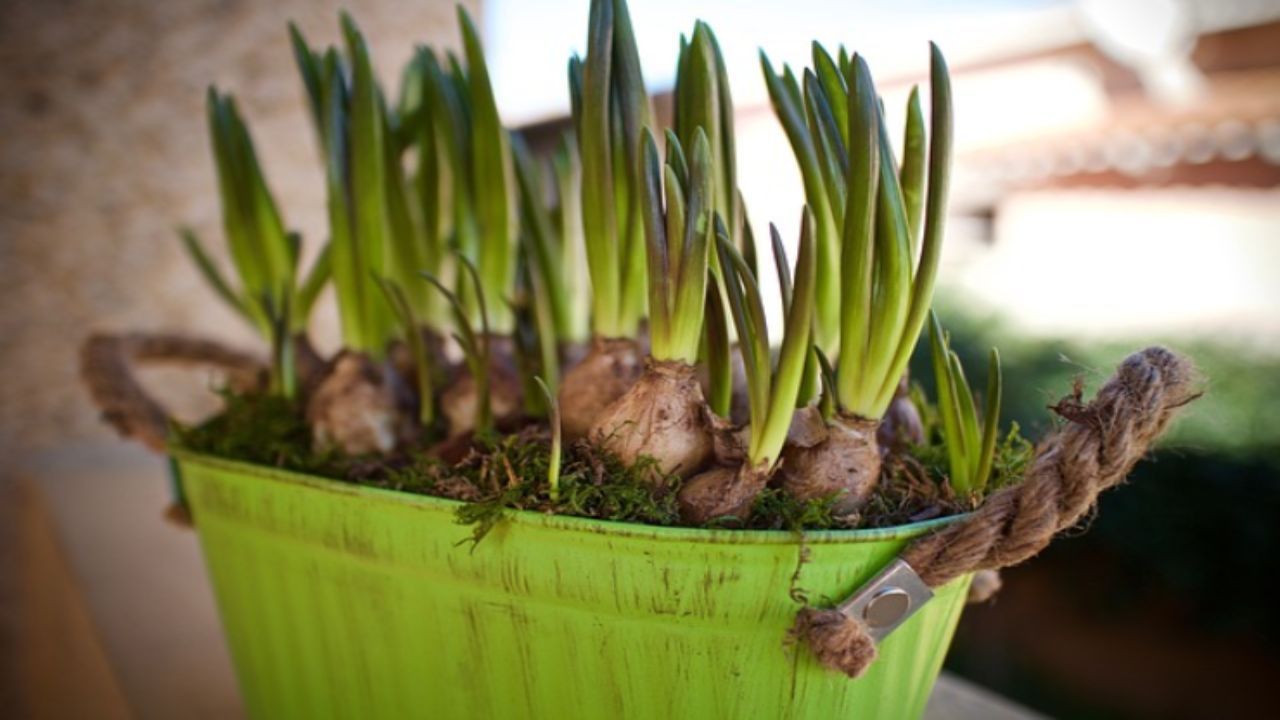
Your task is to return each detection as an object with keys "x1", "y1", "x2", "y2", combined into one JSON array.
[
  {"x1": 857, "y1": 92, "x2": 915, "y2": 417},
  {"x1": 513, "y1": 135, "x2": 571, "y2": 345},
  {"x1": 344, "y1": 15, "x2": 393, "y2": 356},
  {"x1": 579, "y1": 0, "x2": 620, "y2": 336},
  {"x1": 393, "y1": 50, "x2": 428, "y2": 153},
  {"x1": 835, "y1": 54, "x2": 879, "y2": 412},
  {"x1": 263, "y1": 290, "x2": 296, "y2": 399},
  {"x1": 703, "y1": 269, "x2": 732, "y2": 418},
  {"x1": 754, "y1": 207, "x2": 815, "y2": 465},
  {"x1": 293, "y1": 241, "x2": 332, "y2": 329},
  {"x1": 552, "y1": 133, "x2": 589, "y2": 342},
  {"x1": 663, "y1": 128, "x2": 689, "y2": 191},
  {"x1": 676, "y1": 24, "x2": 727, "y2": 223},
  {"x1": 760, "y1": 52, "x2": 839, "y2": 354},
  {"x1": 383, "y1": 97, "x2": 432, "y2": 320},
  {"x1": 638, "y1": 130, "x2": 670, "y2": 359},
  {"x1": 974, "y1": 348, "x2": 1002, "y2": 493},
  {"x1": 900, "y1": 86, "x2": 927, "y2": 255},
  {"x1": 319, "y1": 51, "x2": 370, "y2": 352},
  {"x1": 716, "y1": 228, "x2": 768, "y2": 430},
  {"x1": 662, "y1": 163, "x2": 686, "y2": 320},
  {"x1": 929, "y1": 313, "x2": 970, "y2": 493},
  {"x1": 535, "y1": 376, "x2": 562, "y2": 500},
  {"x1": 812, "y1": 42, "x2": 848, "y2": 148},
  {"x1": 803, "y1": 69, "x2": 847, "y2": 219},
  {"x1": 423, "y1": 256, "x2": 492, "y2": 434},
  {"x1": 707, "y1": 26, "x2": 740, "y2": 238},
  {"x1": 567, "y1": 56, "x2": 585, "y2": 144},
  {"x1": 207, "y1": 91, "x2": 263, "y2": 317},
  {"x1": 613, "y1": 88, "x2": 649, "y2": 336},
  {"x1": 374, "y1": 276, "x2": 435, "y2": 426},
  {"x1": 873, "y1": 43, "x2": 954, "y2": 412},
  {"x1": 770, "y1": 223, "x2": 792, "y2": 314},
  {"x1": 774, "y1": 220, "x2": 819, "y2": 407},
  {"x1": 669, "y1": 130, "x2": 713, "y2": 363},
  {"x1": 288, "y1": 23, "x2": 324, "y2": 139},
  {"x1": 950, "y1": 349, "x2": 980, "y2": 466},
  {"x1": 178, "y1": 226, "x2": 253, "y2": 325},
  {"x1": 459, "y1": 7, "x2": 517, "y2": 333},
  {"x1": 737, "y1": 190, "x2": 757, "y2": 275}
]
